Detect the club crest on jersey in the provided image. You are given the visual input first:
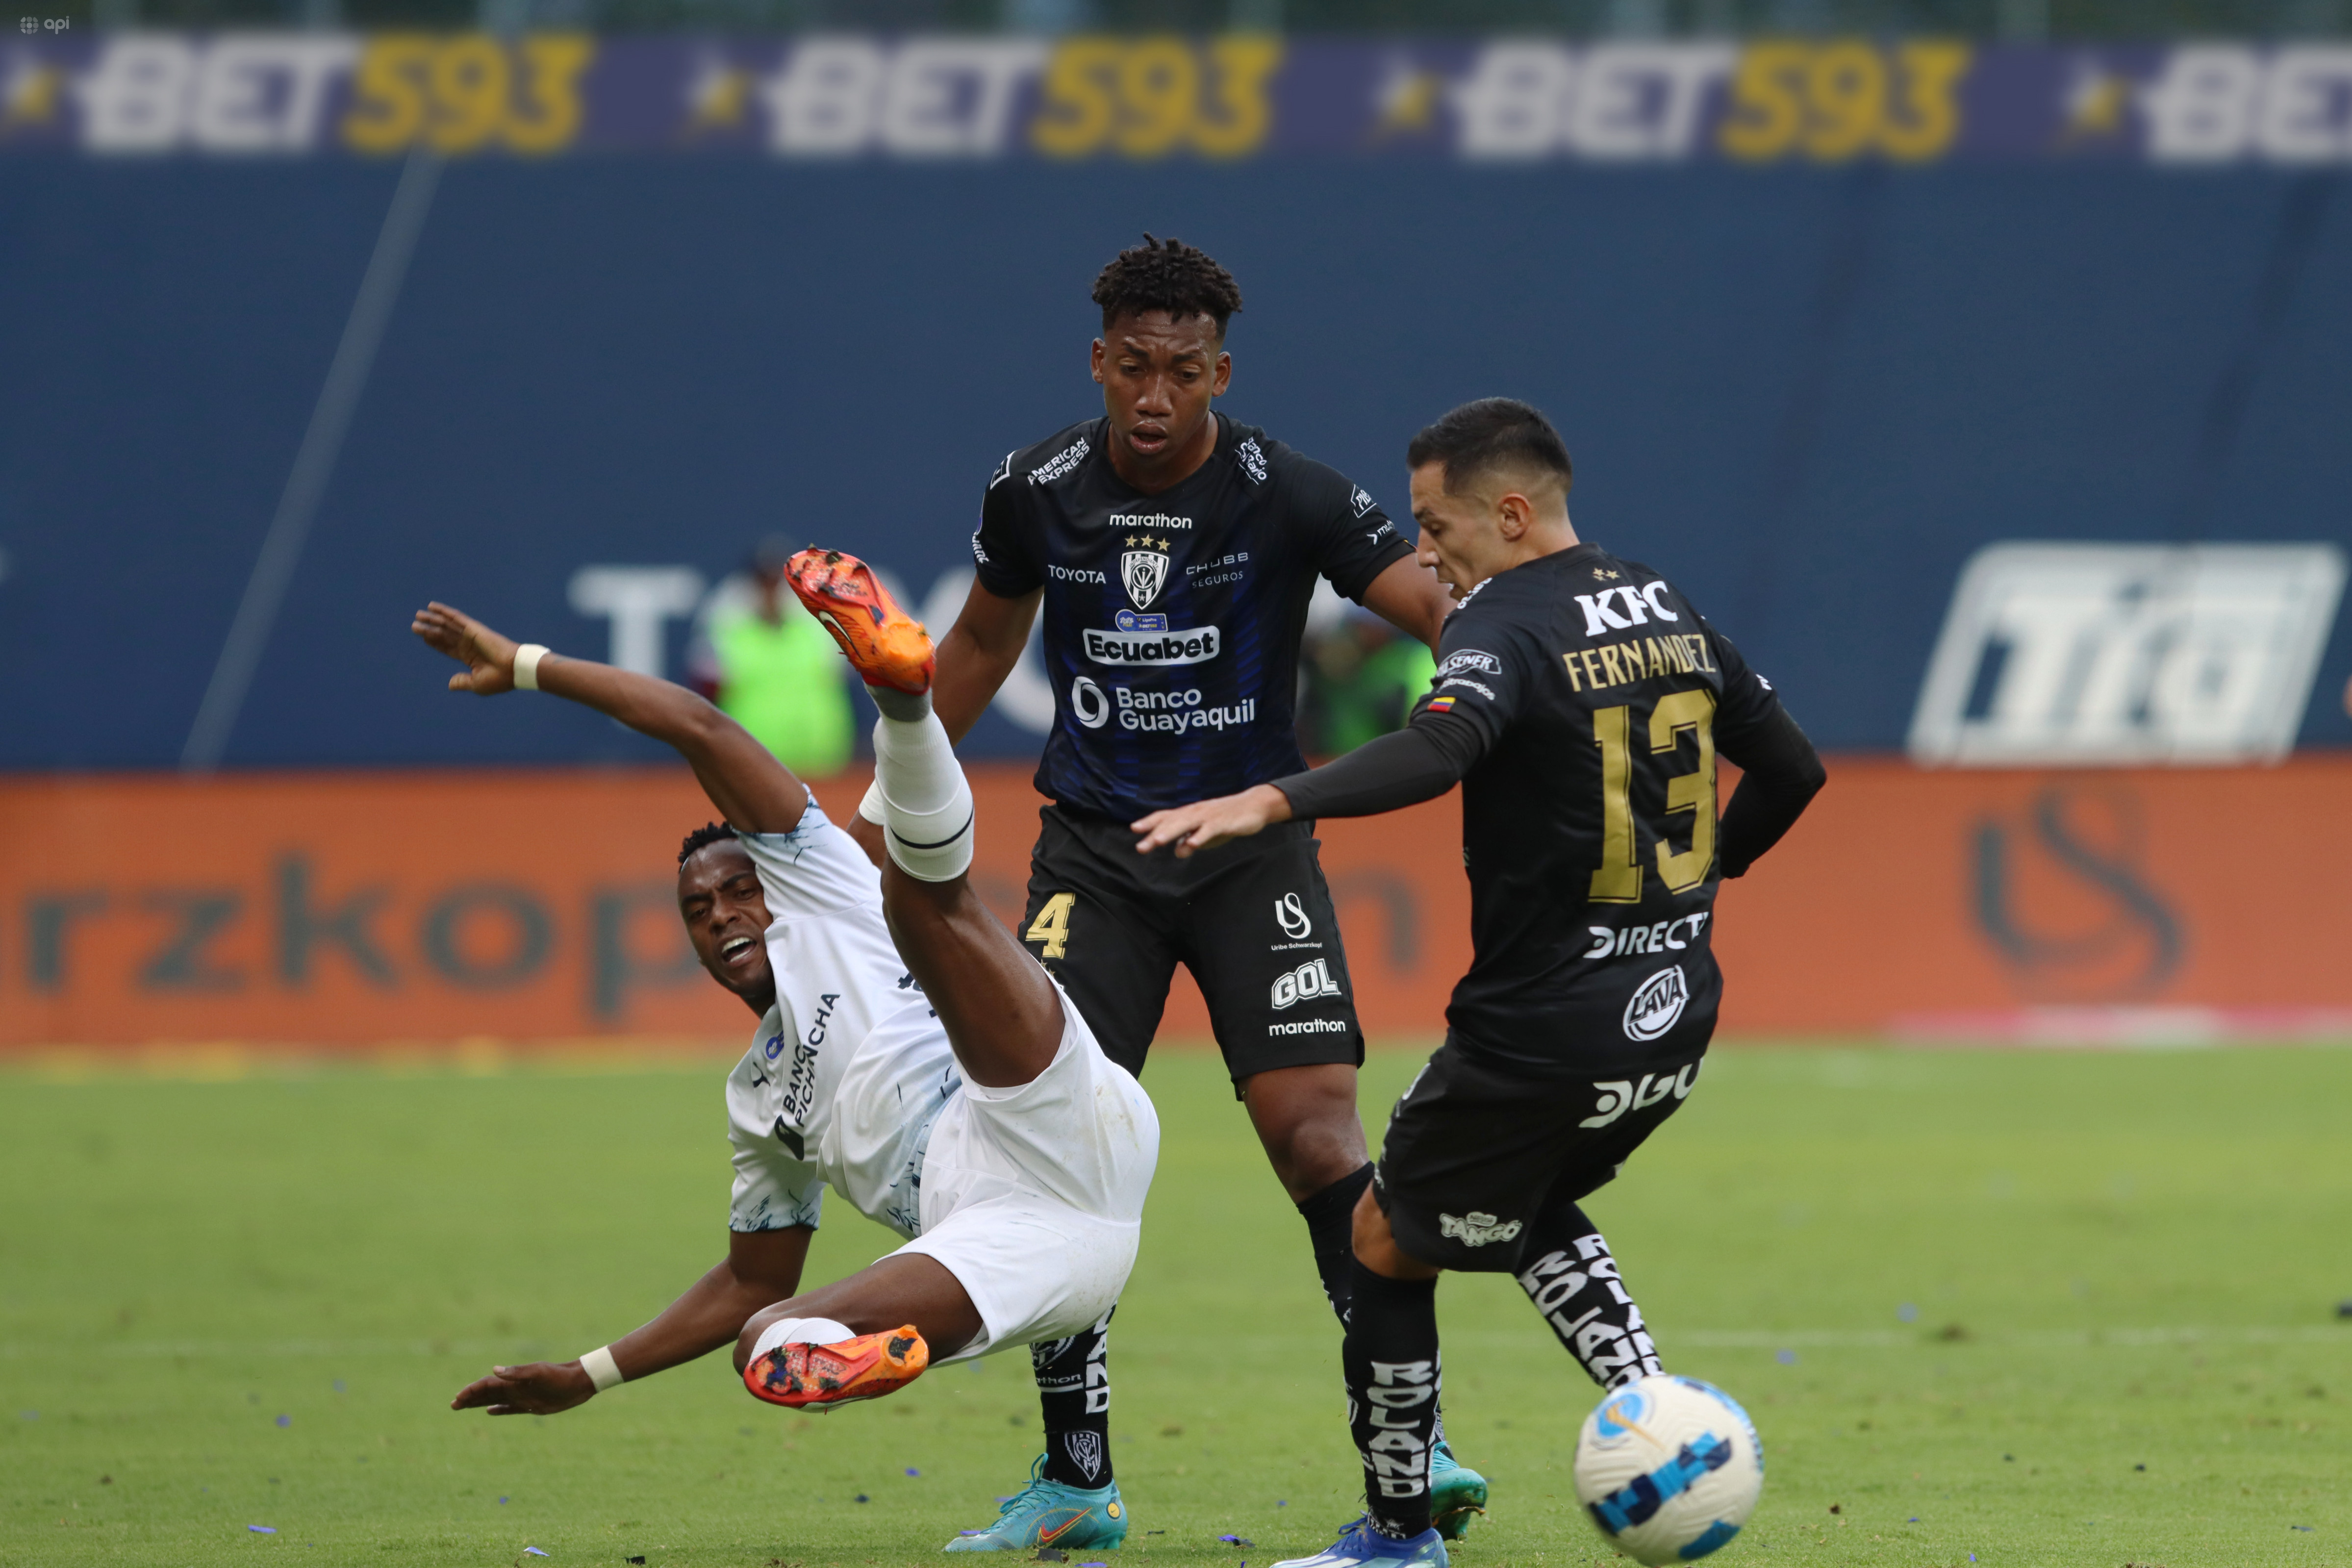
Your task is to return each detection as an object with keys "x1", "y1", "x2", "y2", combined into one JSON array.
[{"x1": 1121, "y1": 535, "x2": 1172, "y2": 610}]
